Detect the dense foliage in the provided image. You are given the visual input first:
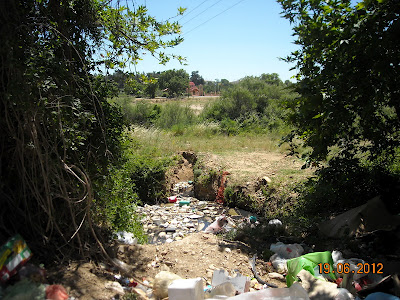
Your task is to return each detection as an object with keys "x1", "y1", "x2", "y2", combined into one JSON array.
[
  {"x1": 202, "y1": 74, "x2": 296, "y2": 135},
  {"x1": 279, "y1": 0, "x2": 400, "y2": 211},
  {"x1": 0, "y1": 0, "x2": 184, "y2": 255},
  {"x1": 190, "y1": 71, "x2": 205, "y2": 86},
  {"x1": 158, "y1": 69, "x2": 190, "y2": 98}
]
